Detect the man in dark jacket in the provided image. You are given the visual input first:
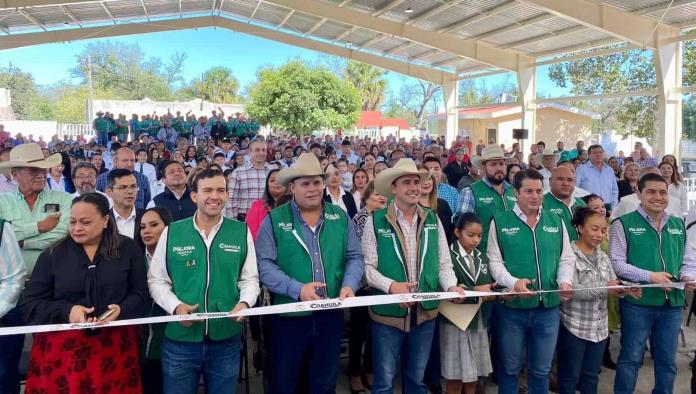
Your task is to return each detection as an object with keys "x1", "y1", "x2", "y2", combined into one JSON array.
[{"x1": 148, "y1": 161, "x2": 195, "y2": 221}]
